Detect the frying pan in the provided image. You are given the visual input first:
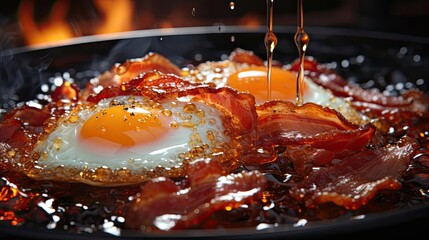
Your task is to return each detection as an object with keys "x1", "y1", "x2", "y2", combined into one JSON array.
[{"x1": 1, "y1": 26, "x2": 429, "y2": 239}]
